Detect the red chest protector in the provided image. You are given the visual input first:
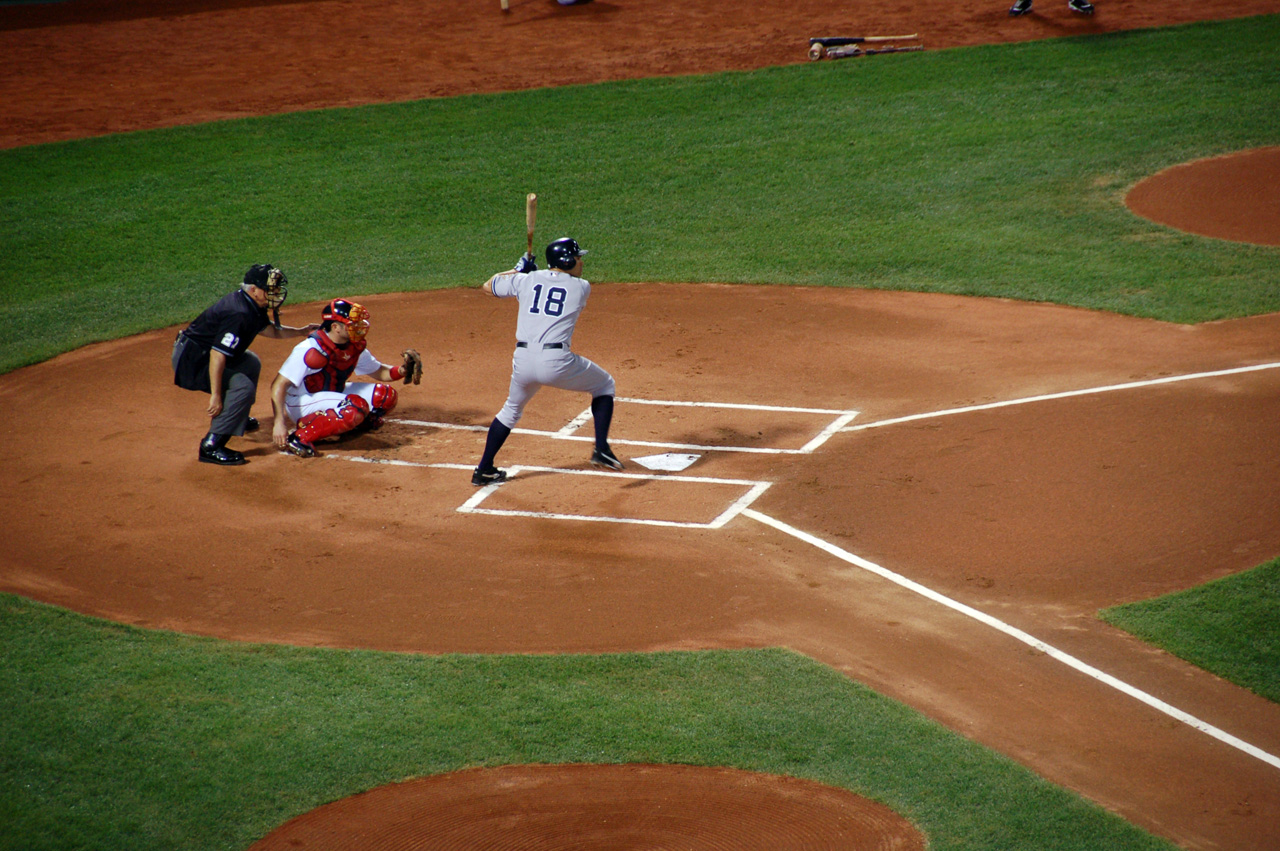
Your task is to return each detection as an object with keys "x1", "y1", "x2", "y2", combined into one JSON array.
[{"x1": 302, "y1": 331, "x2": 367, "y2": 394}]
